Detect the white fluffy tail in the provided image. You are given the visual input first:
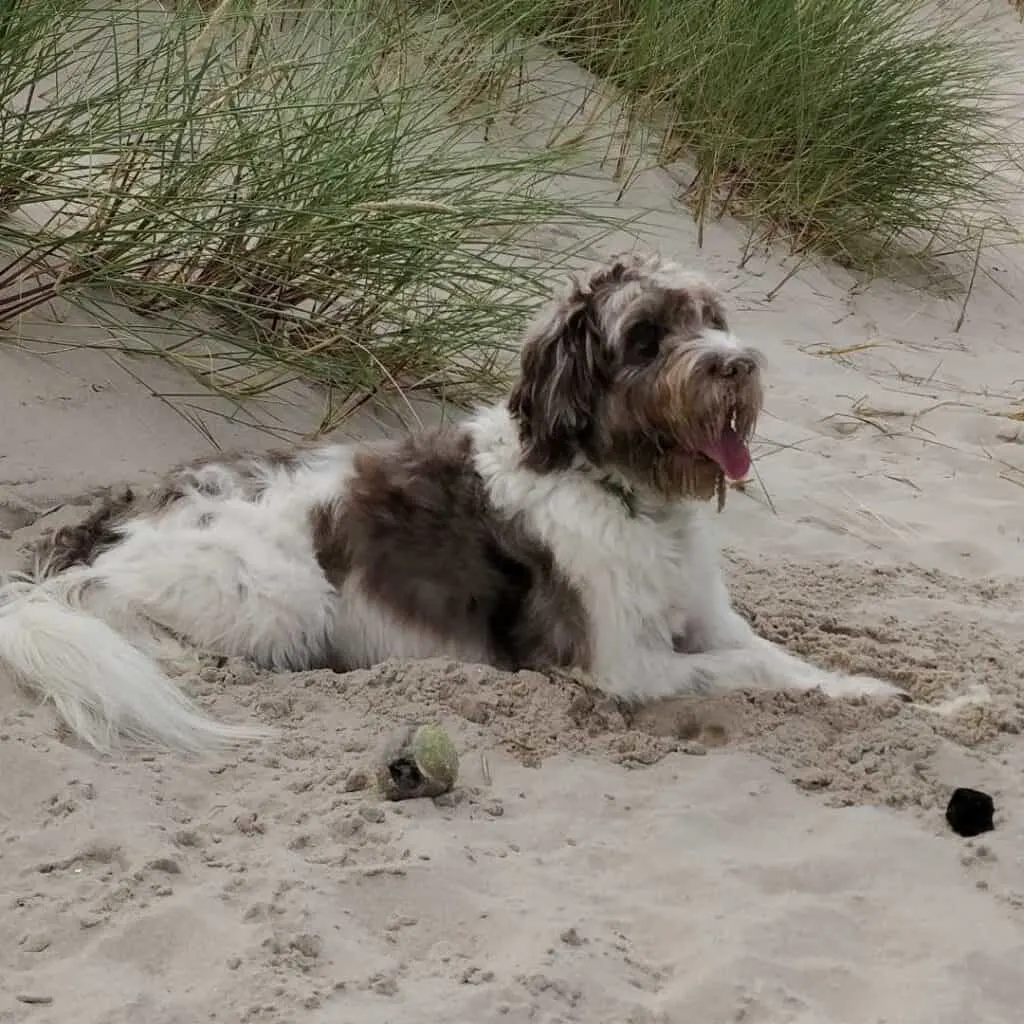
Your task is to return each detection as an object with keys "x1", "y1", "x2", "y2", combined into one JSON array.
[{"x1": 0, "y1": 572, "x2": 275, "y2": 755}]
